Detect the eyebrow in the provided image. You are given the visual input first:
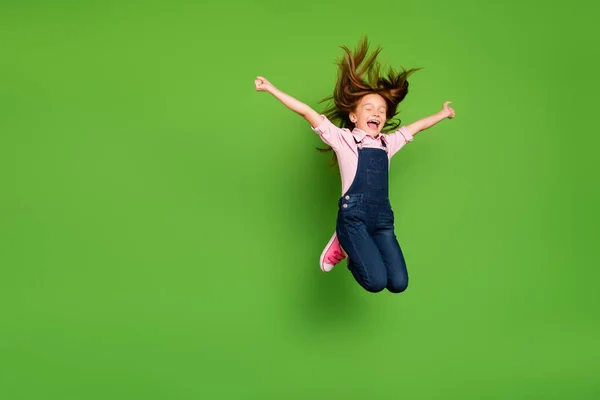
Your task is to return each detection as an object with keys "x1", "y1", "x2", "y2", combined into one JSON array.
[{"x1": 363, "y1": 103, "x2": 386, "y2": 109}]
